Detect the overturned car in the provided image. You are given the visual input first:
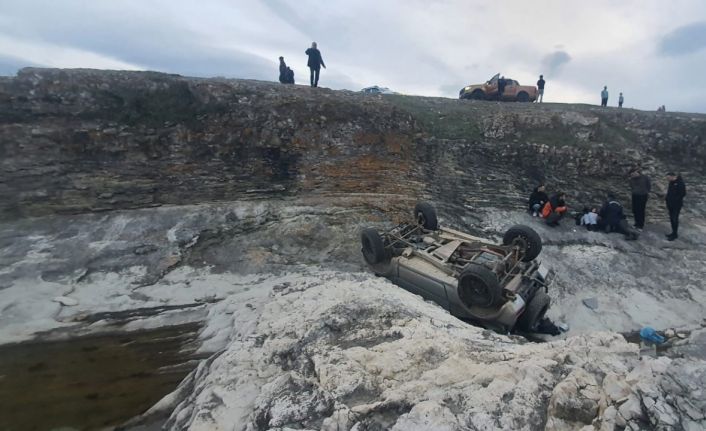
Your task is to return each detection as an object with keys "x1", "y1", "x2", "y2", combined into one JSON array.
[{"x1": 361, "y1": 203, "x2": 555, "y2": 333}]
